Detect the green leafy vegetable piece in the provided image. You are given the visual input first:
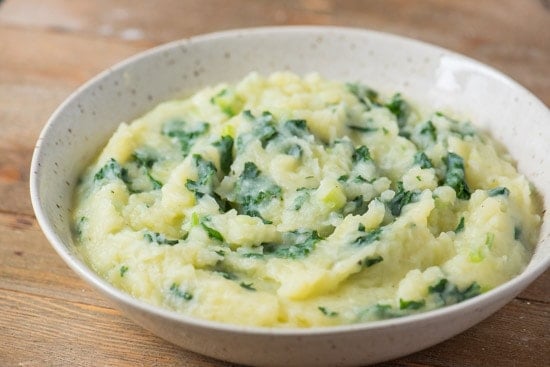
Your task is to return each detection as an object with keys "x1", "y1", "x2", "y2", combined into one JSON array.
[
  {"x1": 413, "y1": 152, "x2": 433, "y2": 169},
  {"x1": 185, "y1": 154, "x2": 218, "y2": 199},
  {"x1": 444, "y1": 152, "x2": 471, "y2": 200},
  {"x1": 419, "y1": 120, "x2": 437, "y2": 141},
  {"x1": 318, "y1": 306, "x2": 338, "y2": 317},
  {"x1": 94, "y1": 158, "x2": 128, "y2": 183},
  {"x1": 200, "y1": 218, "x2": 224, "y2": 242},
  {"x1": 347, "y1": 125, "x2": 378, "y2": 133},
  {"x1": 385, "y1": 93, "x2": 410, "y2": 128},
  {"x1": 514, "y1": 226, "x2": 522, "y2": 240},
  {"x1": 210, "y1": 88, "x2": 242, "y2": 117},
  {"x1": 285, "y1": 144, "x2": 303, "y2": 158},
  {"x1": 454, "y1": 217, "x2": 465, "y2": 233},
  {"x1": 162, "y1": 120, "x2": 210, "y2": 156},
  {"x1": 399, "y1": 298, "x2": 425, "y2": 310},
  {"x1": 359, "y1": 255, "x2": 384, "y2": 268},
  {"x1": 352, "y1": 145, "x2": 372, "y2": 163},
  {"x1": 119, "y1": 265, "x2": 129, "y2": 277},
  {"x1": 243, "y1": 110, "x2": 278, "y2": 148},
  {"x1": 264, "y1": 229, "x2": 321, "y2": 259},
  {"x1": 388, "y1": 183, "x2": 420, "y2": 216},
  {"x1": 292, "y1": 189, "x2": 310, "y2": 210},
  {"x1": 170, "y1": 283, "x2": 193, "y2": 300},
  {"x1": 428, "y1": 279, "x2": 481, "y2": 305},
  {"x1": 488, "y1": 187, "x2": 510, "y2": 197},
  {"x1": 143, "y1": 231, "x2": 179, "y2": 246},
  {"x1": 232, "y1": 162, "x2": 282, "y2": 219},
  {"x1": 342, "y1": 195, "x2": 369, "y2": 216},
  {"x1": 346, "y1": 83, "x2": 380, "y2": 107},
  {"x1": 213, "y1": 135, "x2": 234, "y2": 175},
  {"x1": 239, "y1": 282, "x2": 256, "y2": 291},
  {"x1": 283, "y1": 119, "x2": 309, "y2": 137},
  {"x1": 352, "y1": 228, "x2": 382, "y2": 247}
]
